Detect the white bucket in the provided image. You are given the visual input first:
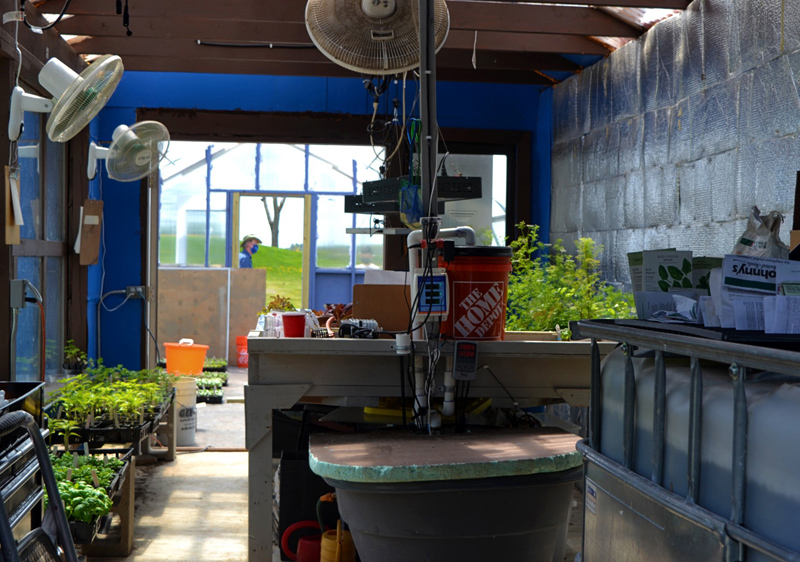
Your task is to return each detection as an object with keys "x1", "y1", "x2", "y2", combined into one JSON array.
[{"x1": 172, "y1": 377, "x2": 197, "y2": 446}]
